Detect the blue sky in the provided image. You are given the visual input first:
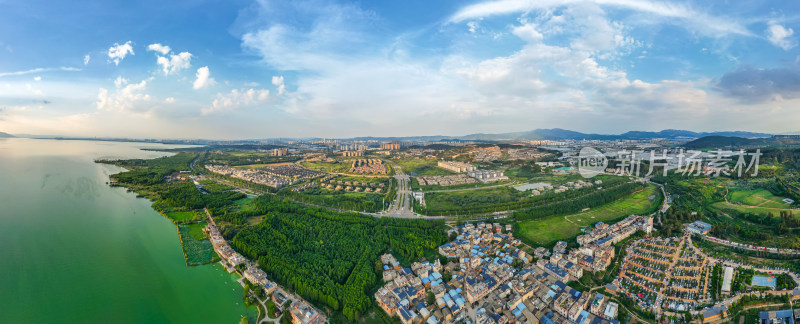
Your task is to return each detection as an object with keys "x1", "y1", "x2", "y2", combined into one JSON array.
[{"x1": 0, "y1": 0, "x2": 799, "y2": 139}]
